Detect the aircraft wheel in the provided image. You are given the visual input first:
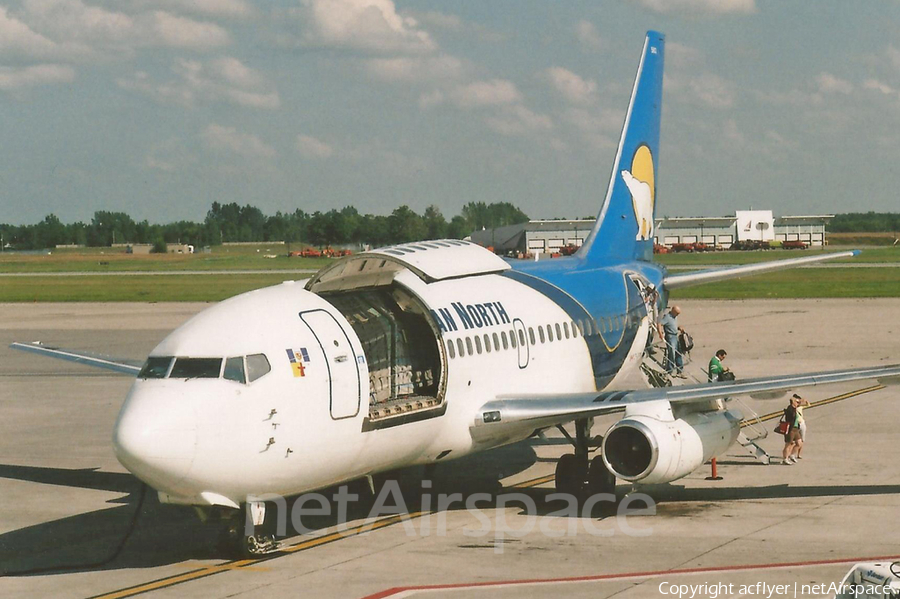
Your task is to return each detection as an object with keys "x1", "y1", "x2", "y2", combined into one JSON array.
[
  {"x1": 555, "y1": 453, "x2": 585, "y2": 497},
  {"x1": 586, "y1": 455, "x2": 616, "y2": 496}
]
